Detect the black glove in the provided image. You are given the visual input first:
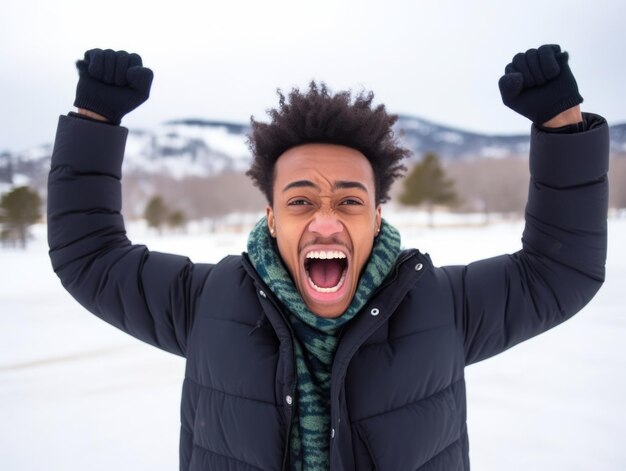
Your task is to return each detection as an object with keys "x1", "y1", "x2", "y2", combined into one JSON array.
[
  {"x1": 74, "y1": 48, "x2": 153, "y2": 125},
  {"x1": 498, "y1": 44, "x2": 583, "y2": 125}
]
